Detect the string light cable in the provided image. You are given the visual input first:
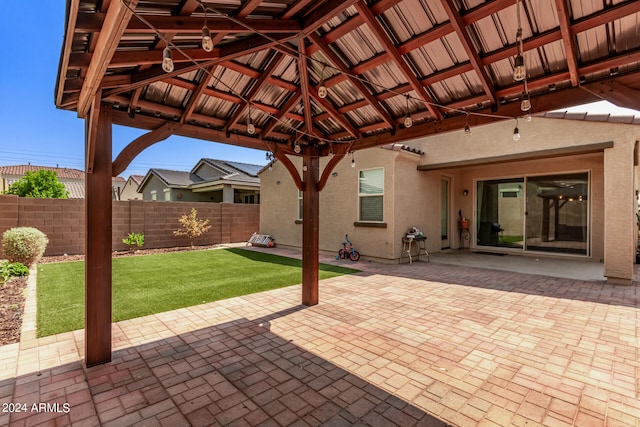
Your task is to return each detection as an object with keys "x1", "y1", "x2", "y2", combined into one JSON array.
[{"x1": 118, "y1": 0, "x2": 524, "y2": 153}]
